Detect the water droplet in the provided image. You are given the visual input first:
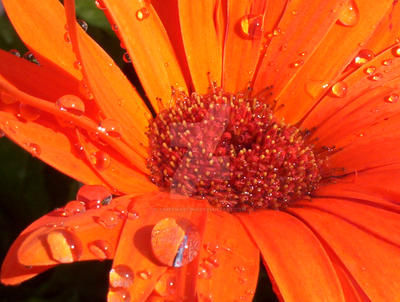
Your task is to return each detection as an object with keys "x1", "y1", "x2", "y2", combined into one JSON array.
[
  {"x1": 305, "y1": 81, "x2": 329, "y2": 99},
  {"x1": 61, "y1": 200, "x2": 86, "y2": 217},
  {"x1": 330, "y1": 81, "x2": 348, "y2": 98},
  {"x1": 151, "y1": 218, "x2": 200, "y2": 267},
  {"x1": 46, "y1": 229, "x2": 82, "y2": 263},
  {"x1": 109, "y1": 265, "x2": 134, "y2": 288},
  {"x1": 126, "y1": 200, "x2": 139, "y2": 220},
  {"x1": 122, "y1": 52, "x2": 131, "y2": 63},
  {"x1": 88, "y1": 240, "x2": 113, "y2": 260},
  {"x1": 368, "y1": 72, "x2": 383, "y2": 81},
  {"x1": 27, "y1": 143, "x2": 41, "y2": 157},
  {"x1": 337, "y1": 0, "x2": 359, "y2": 27},
  {"x1": 74, "y1": 61, "x2": 82, "y2": 70},
  {"x1": 95, "y1": 0, "x2": 107, "y2": 10},
  {"x1": 96, "y1": 210, "x2": 120, "y2": 229},
  {"x1": 197, "y1": 263, "x2": 212, "y2": 279},
  {"x1": 0, "y1": 91, "x2": 17, "y2": 104},
  {"x1": 9, "y1": 49, "x2": 21, "y2": 57},
  {"x1": 76, "y1": 184, "x2": 112, "y2": 209},
  {"x1": 90, "y1": 150, "x2": 111, "y2": 170},
  {"x1": 154, "y1": 271, "x2": 176, "y2": 297},
  {"x1": 107, "y1": 288, "x2": 131, "y2": 302},
  {"x1": 23, "y1": 51, "x2": 39, "y2": 64},
  {"x1": 239, "y1": 15, "x2": 263, "y2": 39},
  {"x1": 138, "y1": 270, "x2": 152, "y2": 280},
  {"x1": 290, "y1": 59, "x2": 304, "y2": 68},
  {"x1": 364, "y1": 66, "x2": 376, "y2": 75},
  {"x1": 136, "y1": 7, "x2": 150, "y2": 21},
  {"x1": 382, "y1": 59, "x2": 392, "y2": 66},
  {"x1": 56, "y1": 95, "x2": 85, "y2": 116},
  {"x1": 18, "y1": 103, "x2": 40, "y2": 121},
  {"x1": 77, "y1": 19, "x2": 88, "y2": 32},
  {"x1": 352, "y1": 49, "x2": 374, "y2": 66},
  {"x1": 392, "y1": 45, "x2": 400, "y2": 57},
  {"x1": 204, "y1": 254, "x2": 219, "y2": 268},
  {"x1": 98, "y1": 119, "x2": 122, "y2": 138},
  {"x1": 111, "y1": 24, "x2": 119, "y2": 32},
  {"x1": 291, "y1": 10, "x2": 299, "y2": 16},
  {"x1": 384, "y1": 93, "x2": 399, "y2": 103}
]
